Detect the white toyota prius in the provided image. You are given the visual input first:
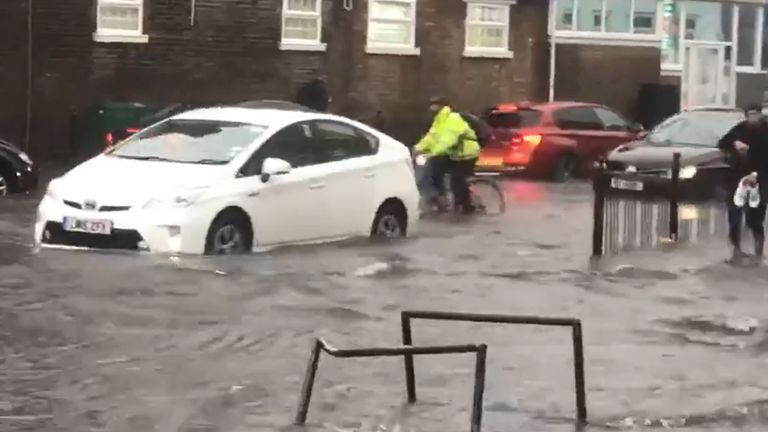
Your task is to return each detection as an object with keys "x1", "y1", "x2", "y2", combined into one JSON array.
[{"x1": 34, "y1": 106, "x2": 420, "y2": 254}]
